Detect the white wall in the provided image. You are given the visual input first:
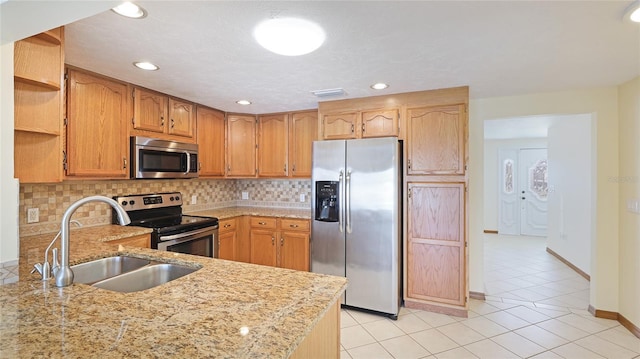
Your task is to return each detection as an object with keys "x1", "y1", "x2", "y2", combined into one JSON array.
[
  {"x1": 469, "y1": 87, "x2": 620, "y2": 312},
  {"x1": 546, "y1": 114, "x2": 593, "y2": 275},
  {"x1": 484, "y1": 138, "x2": 548, "y2": 232},
  {"x1": 618, "y1": 76, "x2": 640, "y2": 327}
]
